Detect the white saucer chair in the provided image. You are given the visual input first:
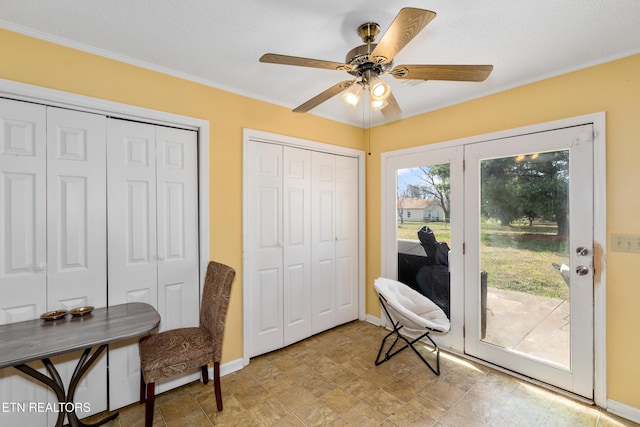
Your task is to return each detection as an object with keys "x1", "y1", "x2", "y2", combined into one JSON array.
[{"x1": 374, "y1": 277, "x2": 451, "y2": 375}]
